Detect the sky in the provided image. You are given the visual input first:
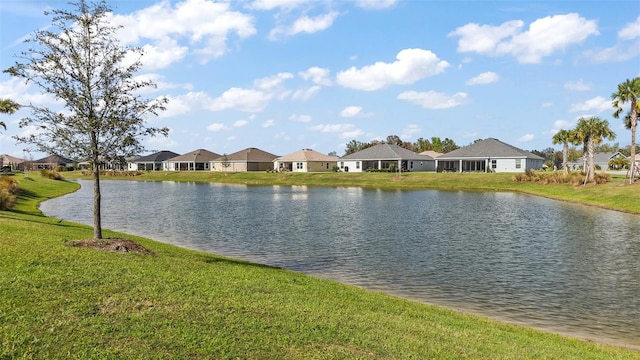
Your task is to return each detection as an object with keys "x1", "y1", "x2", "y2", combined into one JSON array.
[{"x1": 1, "y1": 0, "x2": 639, "y2": 159}]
